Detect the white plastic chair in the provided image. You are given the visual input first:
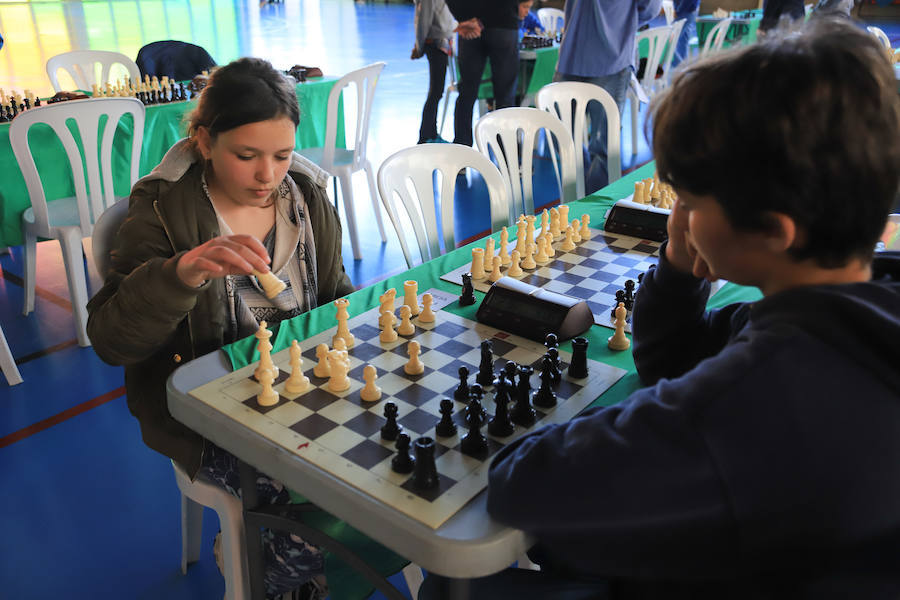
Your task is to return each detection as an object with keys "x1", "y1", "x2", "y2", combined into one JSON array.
[
  {"x1": 659, "y1": 18, "x2": 687, "y2": 87},
  {"x1": 702, "y1": 17, "x2": 734, "y2": 55},
  {"x1": 661, "y1": 0, "x2": 675, "y2": 24},
  {"x1": 90, "y1": 196, "x2": 129, "y2": 279},
  {"x1": 46, "y1": 50, "x2": 141, "y2": 92},
  {"x1": 297, "y1": 62, "x2": 388, "y2": 260},
  {"x1": 867, "y1": 26, "x2": 892, "y2": 50},
  {"x1": 475, "y1": 107, "x2": 579, "y2": 221},
  {"x1": 536, "y1": 81, "x2": 621, "y2": 198},
  {"x1": 536, "y1": 7, "x2": 565, "y2": 34},
  {"x1": 628, "y1": 24, "x2": 672, "y2": 155},
  {"x1": 1, "y1": 323, "x2": 23, "y2": 386},
  {"x1": 10, "y1": 97, "x2": 145, "y2": 347},
  {"x1": 377, "y1": 143, "x2": 509, "y2": 268}
]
